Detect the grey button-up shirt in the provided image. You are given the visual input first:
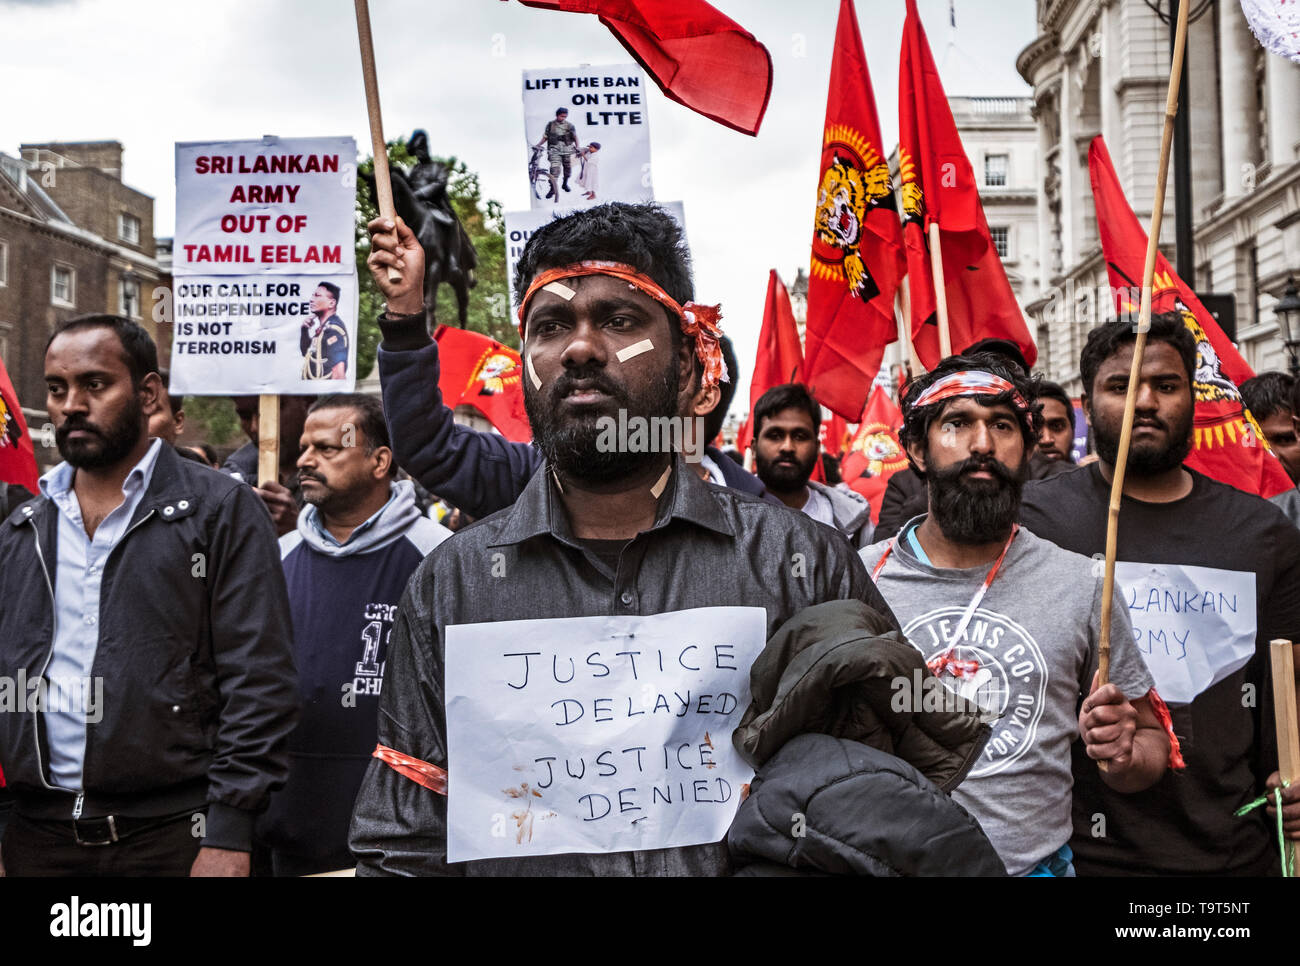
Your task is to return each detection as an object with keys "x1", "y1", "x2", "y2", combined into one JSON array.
[{"x1": 349, "y1": 457, "x2": 898, "y2": 875}]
